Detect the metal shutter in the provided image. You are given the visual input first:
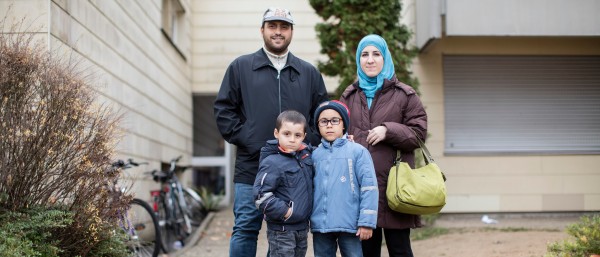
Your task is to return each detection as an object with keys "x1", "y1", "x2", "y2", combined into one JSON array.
[{"x1": 443, "y1": 55, "x2": 600, "y2": 154}]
